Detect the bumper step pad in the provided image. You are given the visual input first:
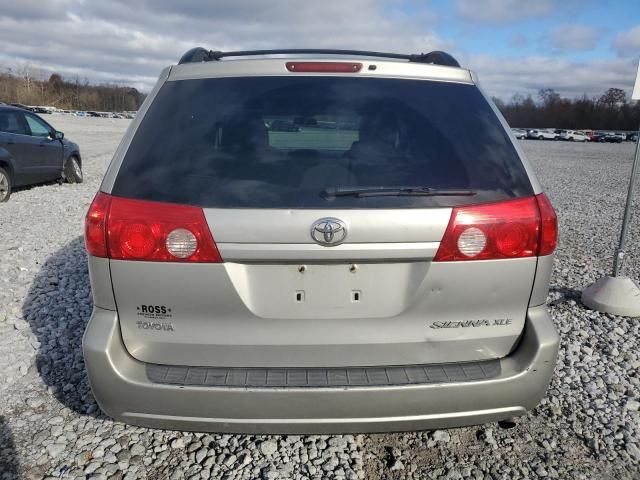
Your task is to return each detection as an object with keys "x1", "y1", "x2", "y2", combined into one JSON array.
[{"x1": 146, "y1": 360, "x2": 501, "y2": 388}]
